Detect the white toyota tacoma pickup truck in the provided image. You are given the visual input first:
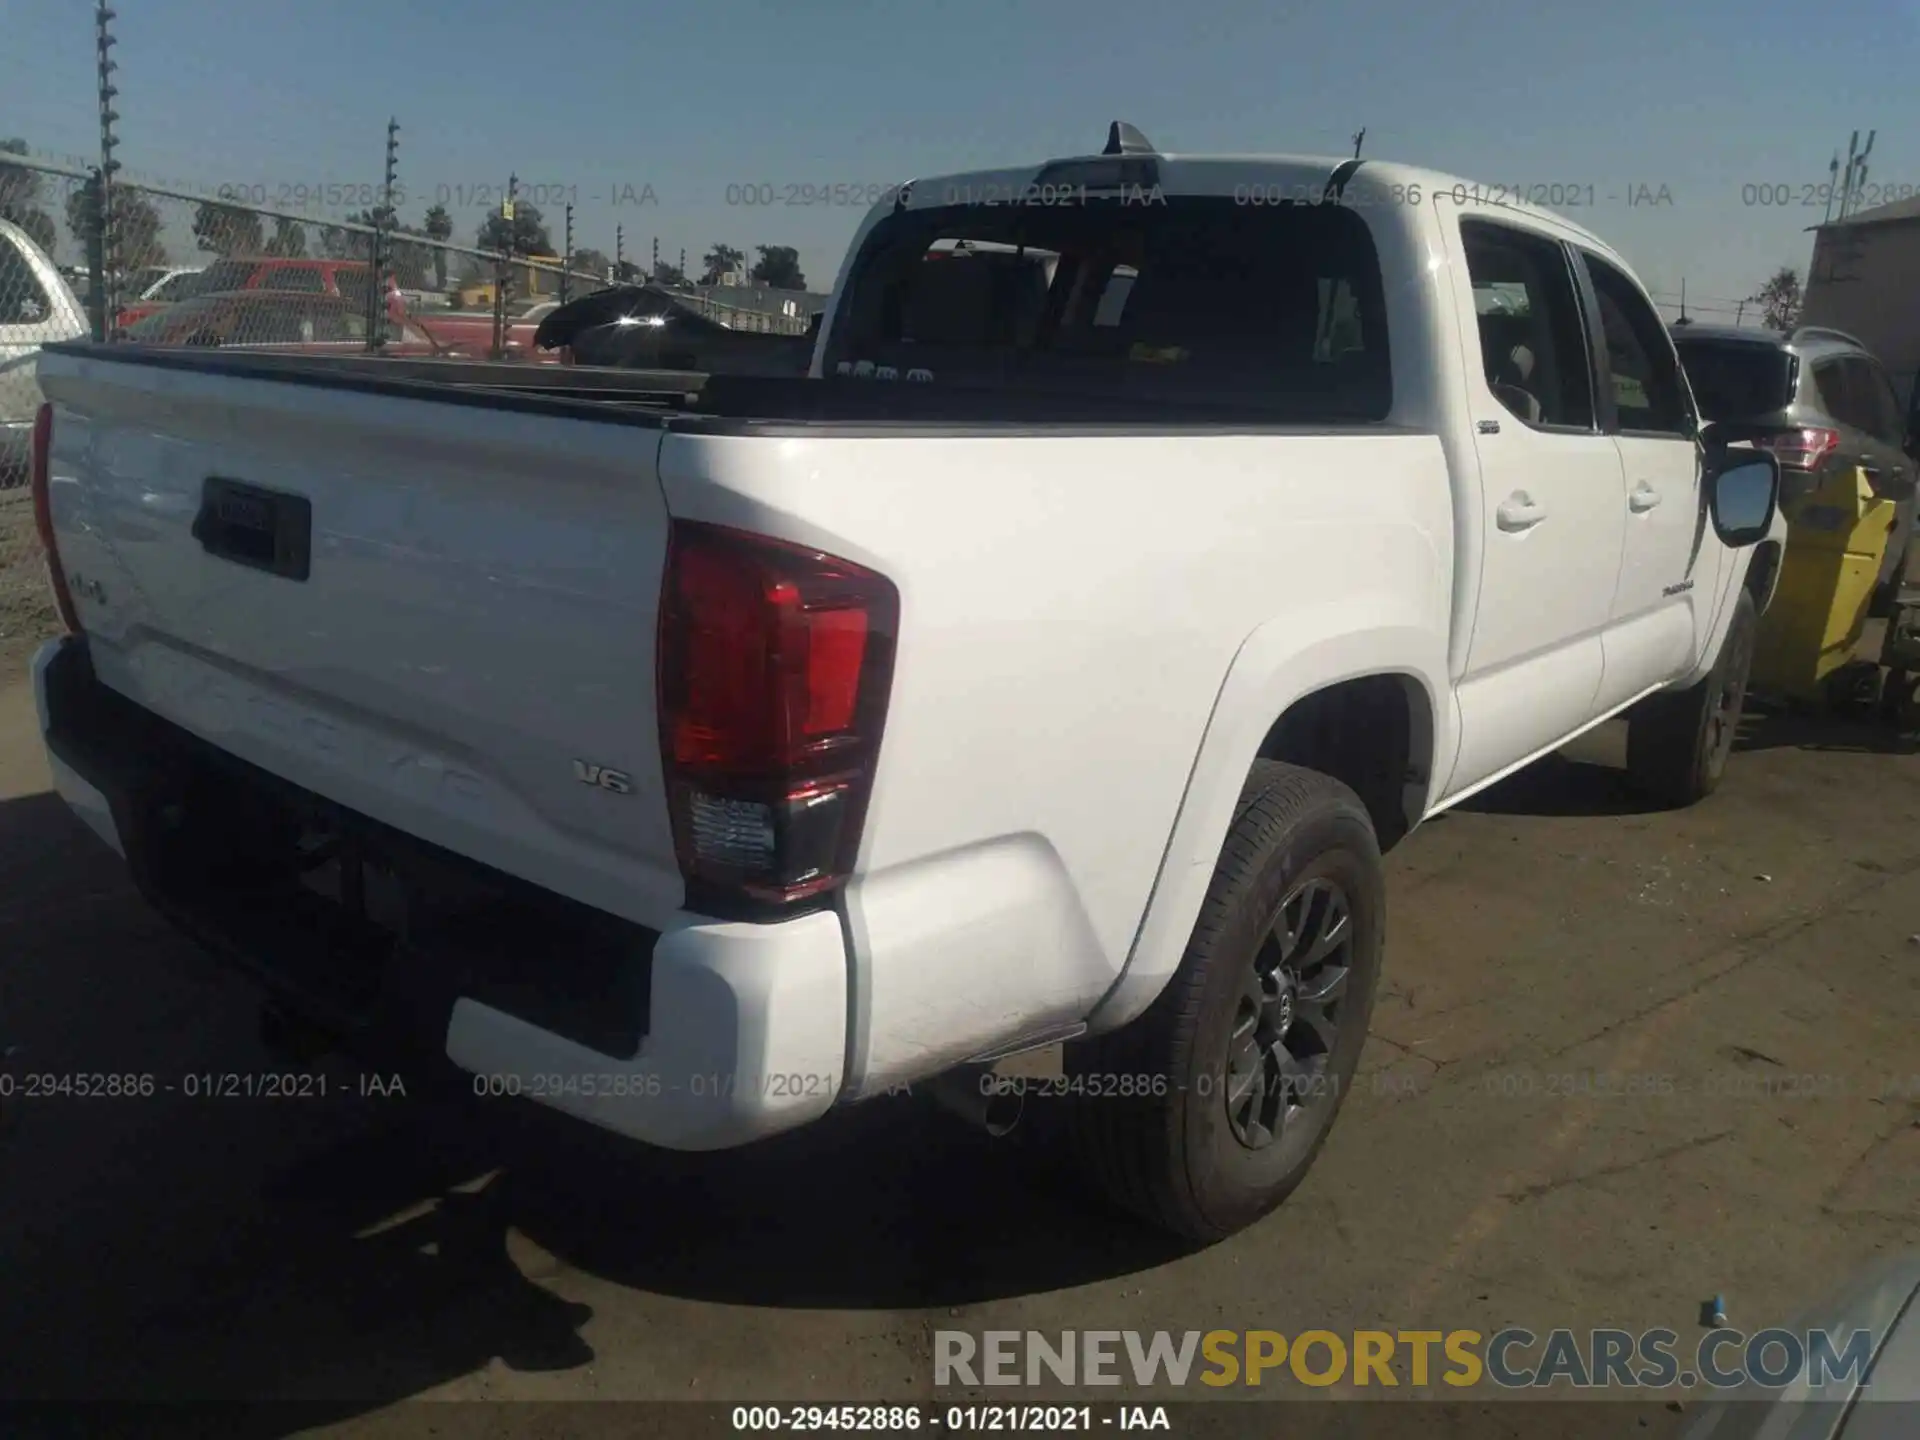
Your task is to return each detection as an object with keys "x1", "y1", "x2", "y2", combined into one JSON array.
[{"x1": 26, "y1": 125, "x2": 1787, "y2": 1242}]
